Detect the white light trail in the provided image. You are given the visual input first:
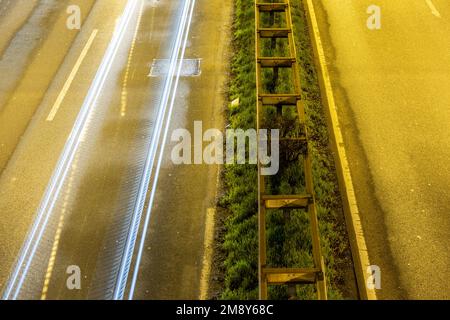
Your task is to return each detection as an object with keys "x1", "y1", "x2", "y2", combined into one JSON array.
[
  {"x1": 113, "y1": 0, "x2": 197, "y2": 300},
  {"x1": 128, "y1": 0, "x2": 196, "y2": 301},
  {"x1": 2, "y1": 0, "x2": 140, "y2": 300}
]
